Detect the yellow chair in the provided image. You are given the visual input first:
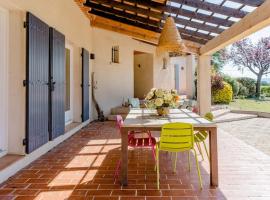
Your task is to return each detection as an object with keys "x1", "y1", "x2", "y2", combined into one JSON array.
[
  {"x1": 155, "y1": 123, "x2": 202, "y2": 190},
  {"x1": 194, "y1": 112, "x2": 214, "y2": 161}
]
